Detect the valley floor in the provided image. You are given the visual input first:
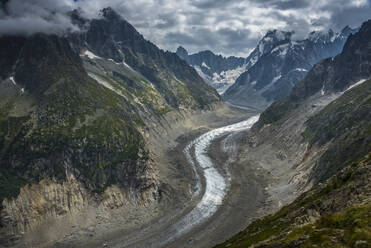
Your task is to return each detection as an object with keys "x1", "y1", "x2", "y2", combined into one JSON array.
[
  {"x1": 11, "y1": 104, "x2": 296, "y2": 248},
  {"x1": 103, "y1": 104, "x2": 294, "y2": 248}
]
